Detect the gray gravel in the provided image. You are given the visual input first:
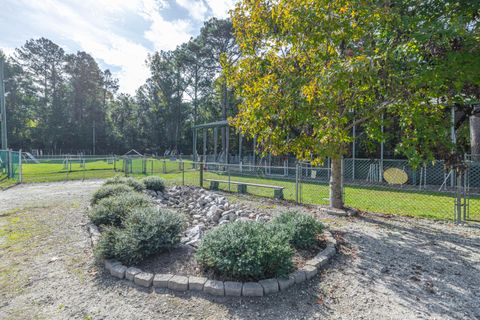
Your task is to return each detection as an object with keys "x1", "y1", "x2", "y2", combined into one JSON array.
[{"x1": 0, "y1": 180, "x2": 479, "y2": 320}]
